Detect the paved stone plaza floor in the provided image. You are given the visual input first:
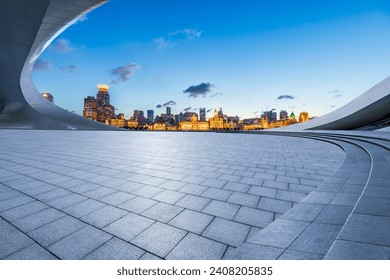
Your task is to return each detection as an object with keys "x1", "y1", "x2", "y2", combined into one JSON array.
[{"x1": 0, "y1": 130, "x2": 389, "y2": 260}]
